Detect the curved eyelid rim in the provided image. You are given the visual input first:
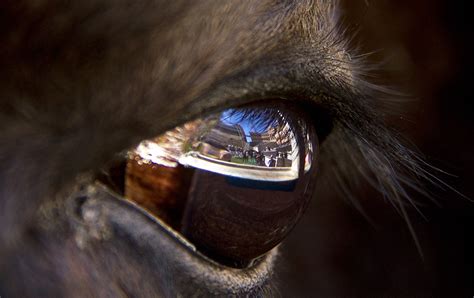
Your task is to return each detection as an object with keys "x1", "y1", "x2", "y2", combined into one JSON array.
[
  {"x1": 84, "y1": 182, "x2": 277, "y2": 275},
  {"x1": 94, "y1": 181, "x2": 197, "y2": 251}
]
